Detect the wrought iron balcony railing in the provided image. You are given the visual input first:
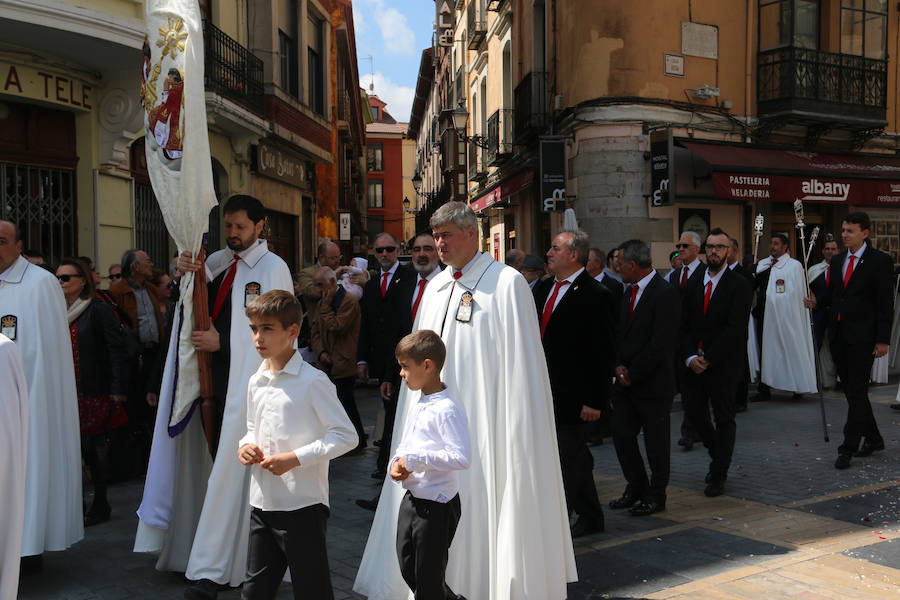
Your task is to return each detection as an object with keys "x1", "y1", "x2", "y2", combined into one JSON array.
[
  {"x1": 513, "y1": 71, "x2": 548, "y2": 144},
  {"x1": 484, "y1": 108, "x2": 514, "y2": 166},
  {"x1": 203, "y1": 20, "x2": 264, "y2": 114},
  {"x1": 757, "y1": 47, "x2": 887, "y2": 125}
]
